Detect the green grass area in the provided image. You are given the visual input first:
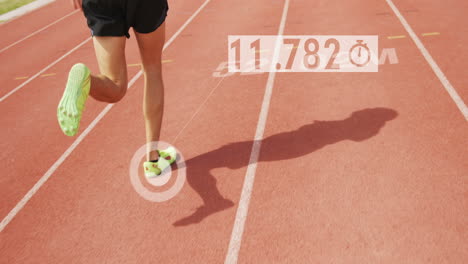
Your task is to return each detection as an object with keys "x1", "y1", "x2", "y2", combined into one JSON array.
[{"x1": 0, "y1": 0, "x2": 36, "y2": 16}]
